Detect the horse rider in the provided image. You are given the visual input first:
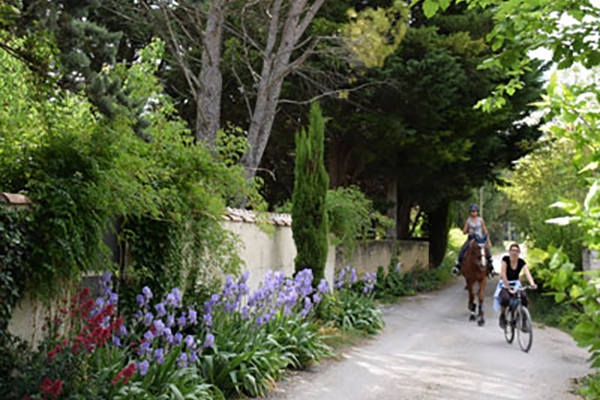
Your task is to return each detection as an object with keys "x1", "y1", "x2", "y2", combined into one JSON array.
[{"x1": 452, "y1": 203, "x2": 495, "y2": 276}]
